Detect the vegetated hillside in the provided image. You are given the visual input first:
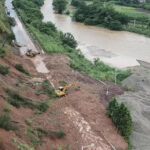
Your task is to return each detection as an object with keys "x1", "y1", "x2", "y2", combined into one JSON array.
[{"x1": 13, "y1": 0, "x2": 130, "y2": 83}]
